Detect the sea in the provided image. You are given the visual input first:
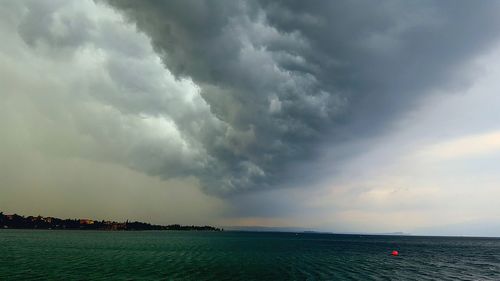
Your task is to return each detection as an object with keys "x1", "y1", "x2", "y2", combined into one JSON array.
[{"x1": 0, "y1": 229, "x2": 499, "y2": 280}]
